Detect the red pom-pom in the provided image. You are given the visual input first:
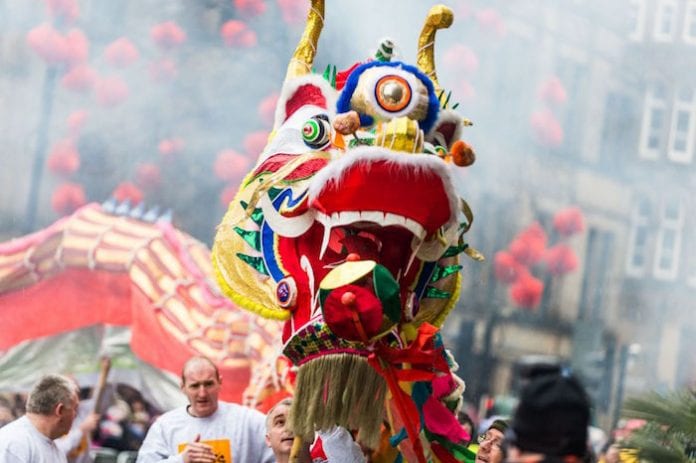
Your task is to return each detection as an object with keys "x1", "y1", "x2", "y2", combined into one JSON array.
[
  {"x1": 94, "y1": 76, "x2": 129, "y2": 107},
  {"x1": 135, "y1": 163, "x2": 162, "y2": 190},
  {"x1": 26, "y1": 23, "x2": 69, "y2": 65},
  {"x1": 221, "y1": 20, "x2": 257, "y2": 48},
  {"x1": 52, "y1": 182, "x2": 86, "y2": 216},
  {"x1": 543, "y1": 244, "x2": 578, "y2": 276},
  {"x1": 493, "y1": 250, "x2": 524, "y2": 284},
  {"x1": 47, "y1": 139, "x2": 80, "y2": 177},
  {"x1": 214, "y1": 149, "x2": 249, "y2": 181},
  {"x1": 104, "y1": 37, "x2": 139, "y2": 68},
  {"x1": 151, "y1": 21, "x2": 186, "y2": 50},
  {"x1": 552, "y1": 206, "x2": 585, "y2": 237},
  {"x1": 509, "y1": 222, "x2": 547, "y2": 265},
  {"x1": 322, "y1": 285, "x2": 383, "y2": 342},
  {"x1": 509, "y1": 272, "x2": 544, "y2": 309},
  {"x1": 112, "y1": 181, "x2": 143, "y2": 204}
]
